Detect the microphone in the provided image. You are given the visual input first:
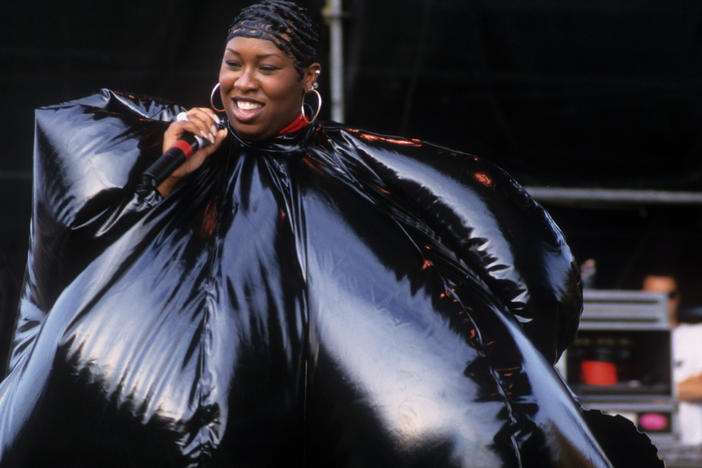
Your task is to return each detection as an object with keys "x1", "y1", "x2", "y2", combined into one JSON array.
[
  {"x1": 142, "y1": 118, "x2": 227, "y2": 188},
  {"x1": 142, "y1": 133, "x2": 206, "y2": 188}
]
